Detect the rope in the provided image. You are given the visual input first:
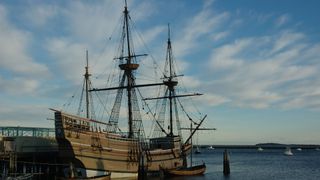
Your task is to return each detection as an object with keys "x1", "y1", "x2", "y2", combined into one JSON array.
[{"x1": 177, "y1": 98, "x2": 199, "y2": 125}]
